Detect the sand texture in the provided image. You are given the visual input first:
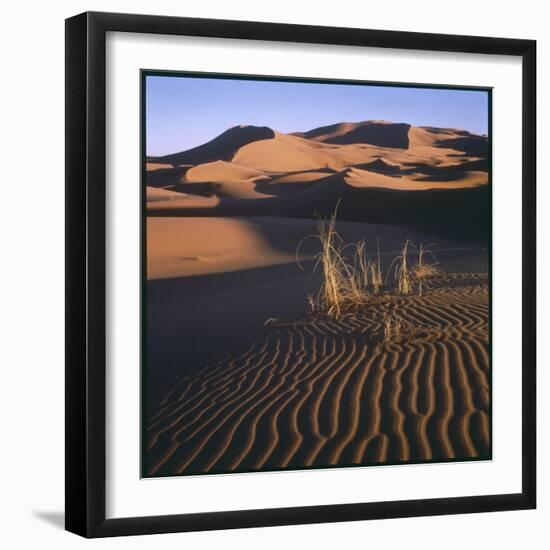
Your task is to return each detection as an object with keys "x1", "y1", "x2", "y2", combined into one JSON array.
[{"x1": 145, "y1": 275, "x2": 489, "y2": 475}]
